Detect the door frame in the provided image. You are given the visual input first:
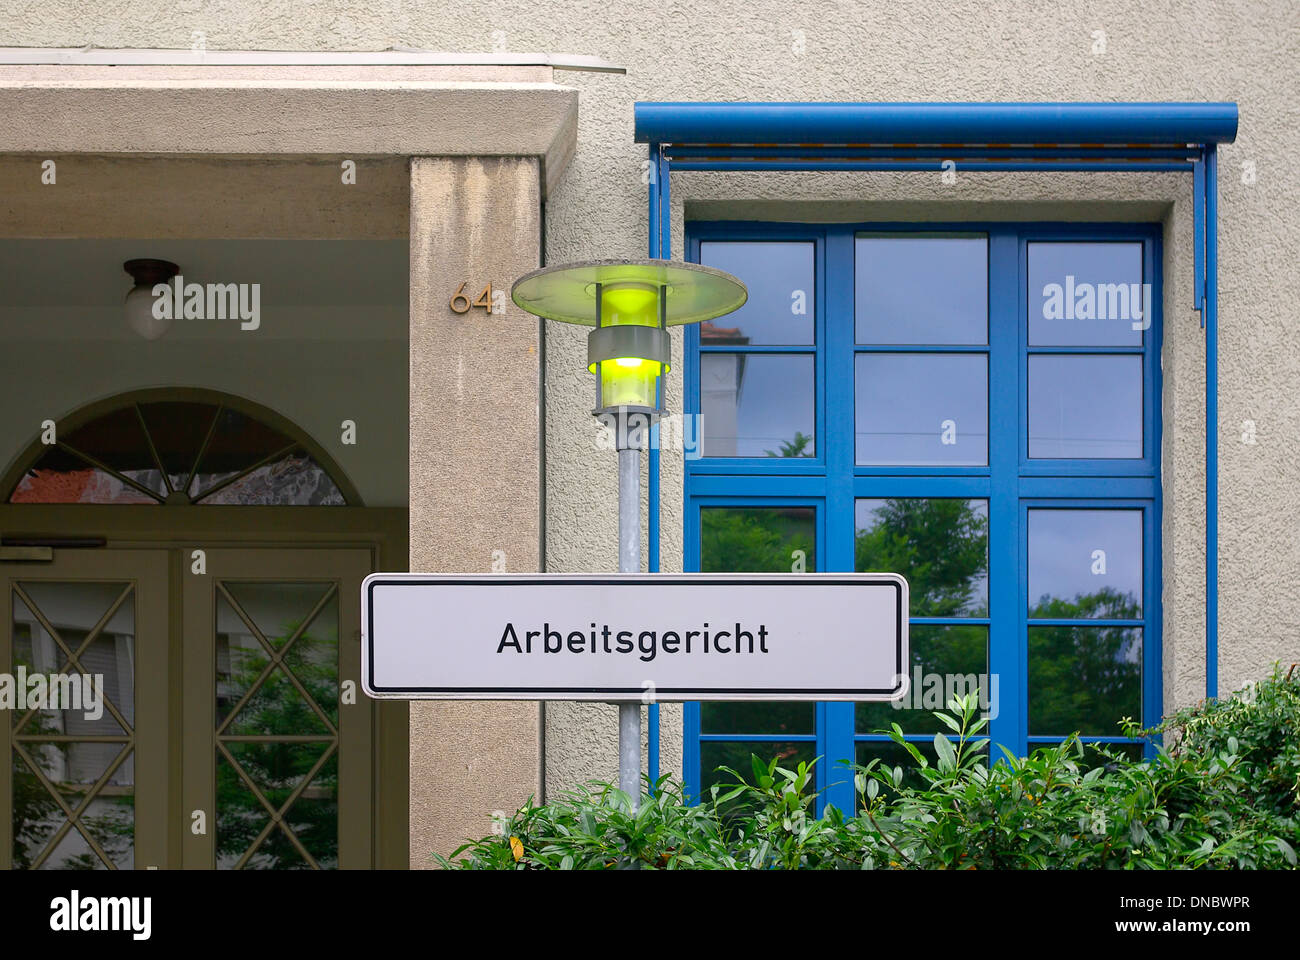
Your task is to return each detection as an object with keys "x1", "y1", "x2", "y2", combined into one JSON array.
[{"x1": 0, "y1": 504, "x2": 409, "y2": 869}]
